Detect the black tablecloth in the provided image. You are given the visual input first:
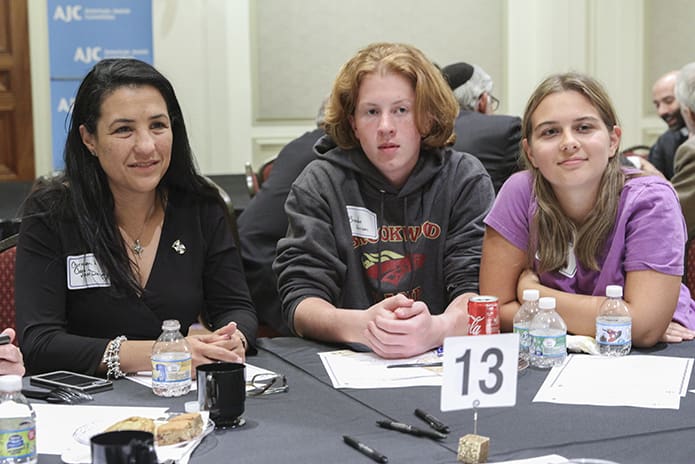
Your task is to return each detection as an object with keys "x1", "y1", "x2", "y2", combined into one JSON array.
[
  {"x1": 257, "y1": 338, "x2": 695, "y2": 464},
  {"x1": 36, "y1": 344, "x2": 453, "y2": 463},
  {"x1": 34, "y1": 337, "x2": 695, "y2": 463}
]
